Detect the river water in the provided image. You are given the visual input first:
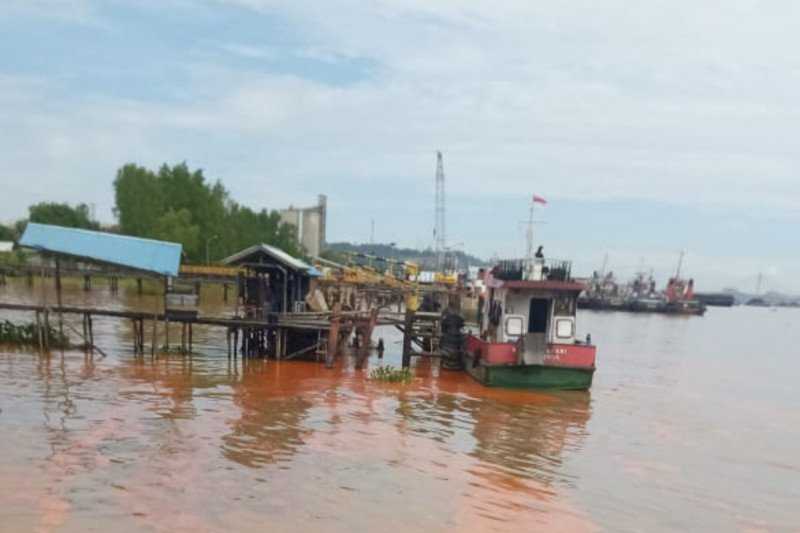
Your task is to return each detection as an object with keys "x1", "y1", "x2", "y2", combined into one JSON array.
[{"x1": 0, "y1": 279, "x2": 798, "y2": 532}]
